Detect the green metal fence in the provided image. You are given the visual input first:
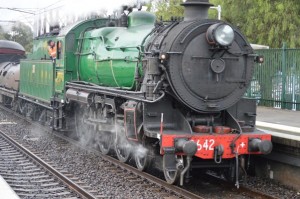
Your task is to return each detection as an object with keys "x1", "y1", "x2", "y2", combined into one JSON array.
[{"x1": 246, "y1": 44, "x2": 300, "y2": 110}]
